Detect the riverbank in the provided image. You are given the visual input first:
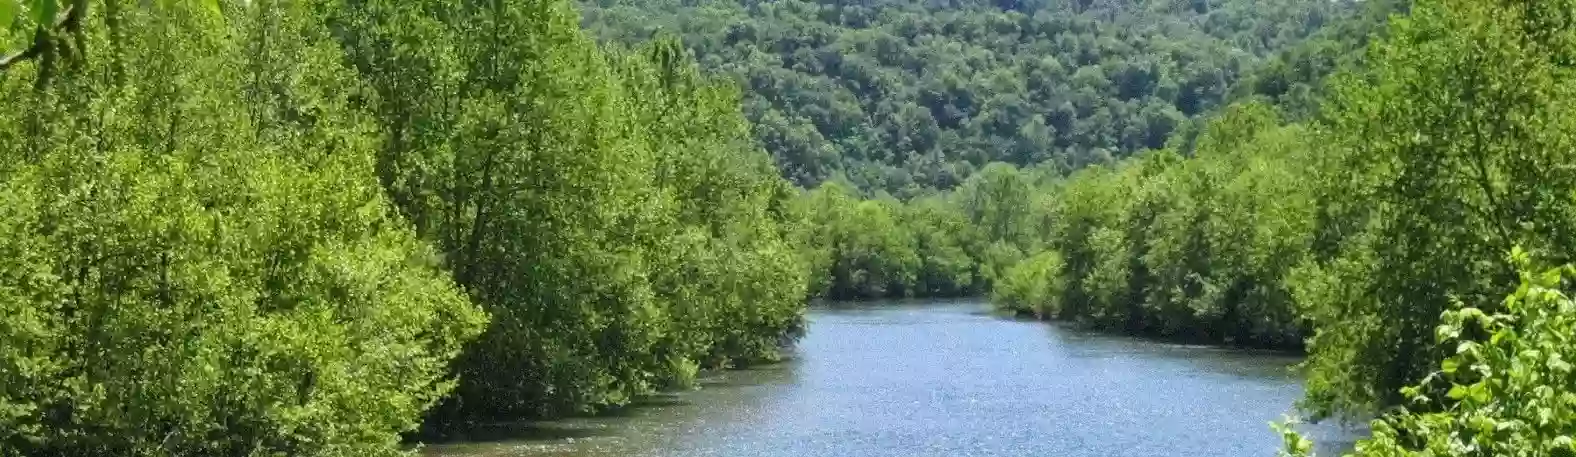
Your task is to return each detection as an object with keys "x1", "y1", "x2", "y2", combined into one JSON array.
[
  {"x1": 423, "y1": 300, "x2": 1357, "y2": 457},
  {"x1": 850, "y1": 295, "x2": 1310, "y2": 354},
  {"x1": 998, "y1": 307, "x2": 1309, "y2": 354}
]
